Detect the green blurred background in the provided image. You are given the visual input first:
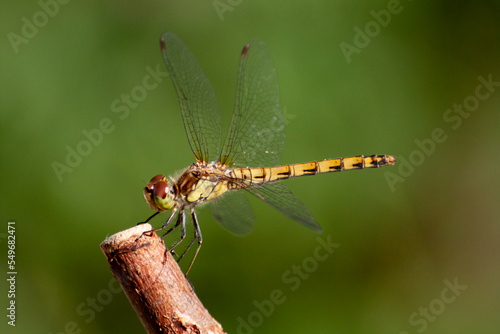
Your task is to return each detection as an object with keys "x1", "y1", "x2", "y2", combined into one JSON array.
[{"x1": 1, "y1": 1, "x2": 499, "y2": 333}]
